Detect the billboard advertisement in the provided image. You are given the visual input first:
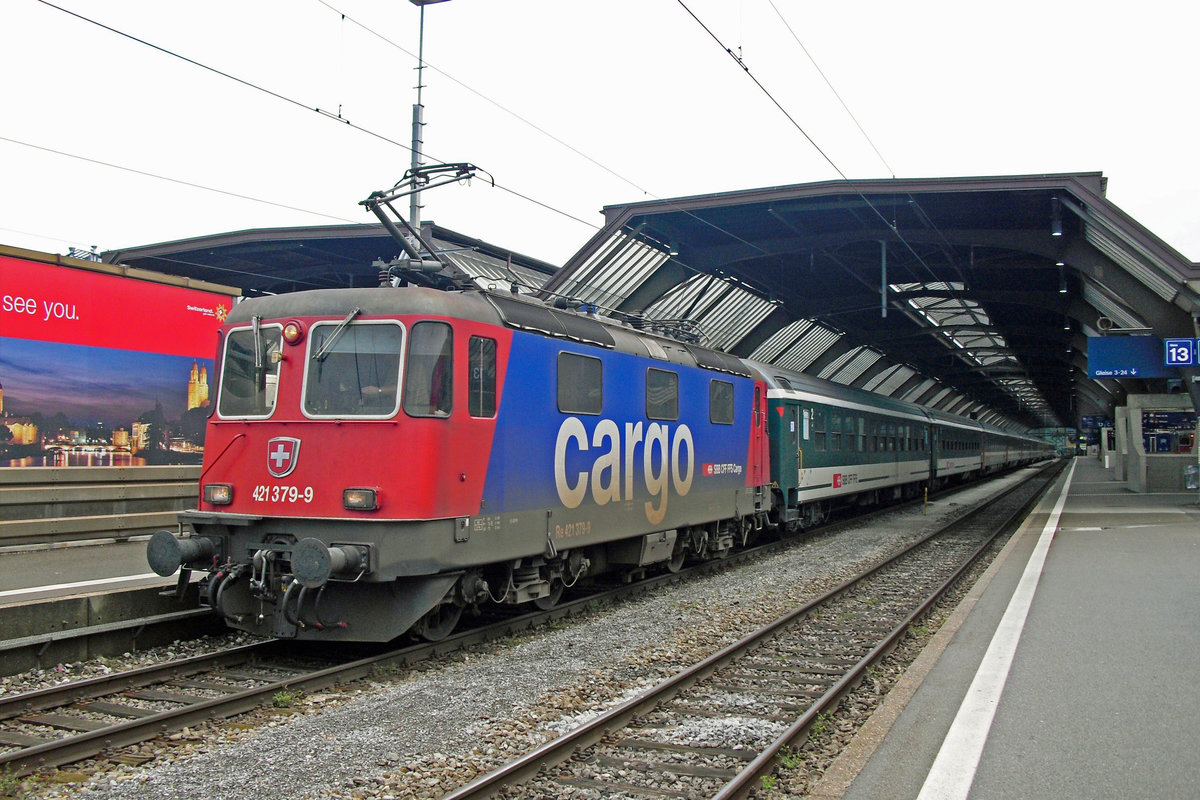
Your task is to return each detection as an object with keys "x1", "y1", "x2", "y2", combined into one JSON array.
[{"x1": 1, "y1": 249, "x2": 238, "y2": 467}]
